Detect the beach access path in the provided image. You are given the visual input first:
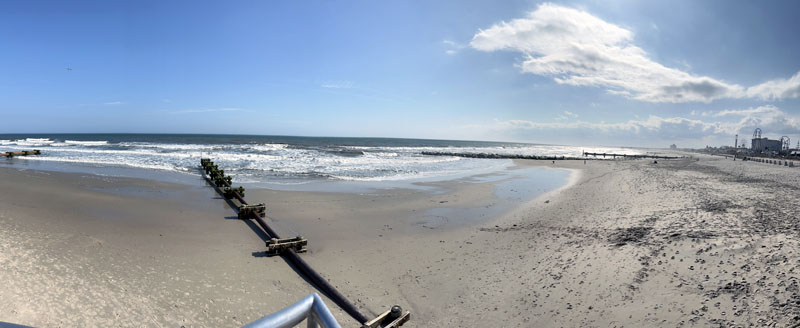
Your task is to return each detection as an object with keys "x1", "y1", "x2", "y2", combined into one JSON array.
[{"x1": 1, "y1": 154, "x2": 800, "y2": 327}]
